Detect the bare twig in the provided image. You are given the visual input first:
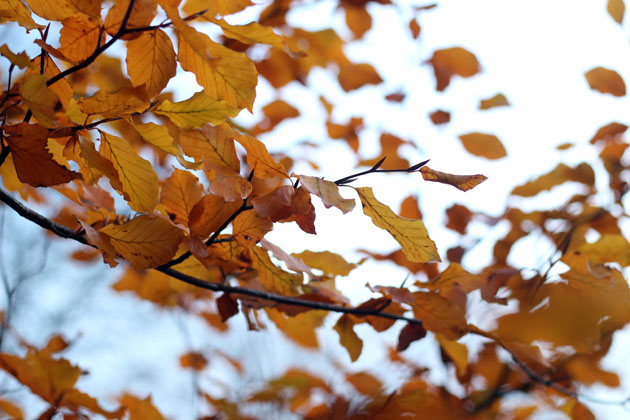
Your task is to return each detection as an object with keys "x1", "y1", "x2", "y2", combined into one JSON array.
[{"x1": 334, "y1": 158, "x2": 430, "y2": 185}]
